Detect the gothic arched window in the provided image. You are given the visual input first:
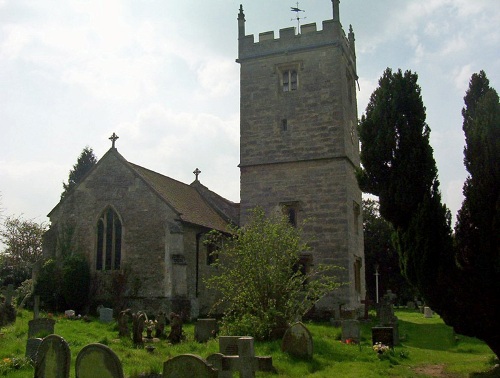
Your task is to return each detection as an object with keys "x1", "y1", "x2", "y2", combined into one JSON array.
[{"x1": 96, "y1": 207, "x2": 122, "y2": 271}]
